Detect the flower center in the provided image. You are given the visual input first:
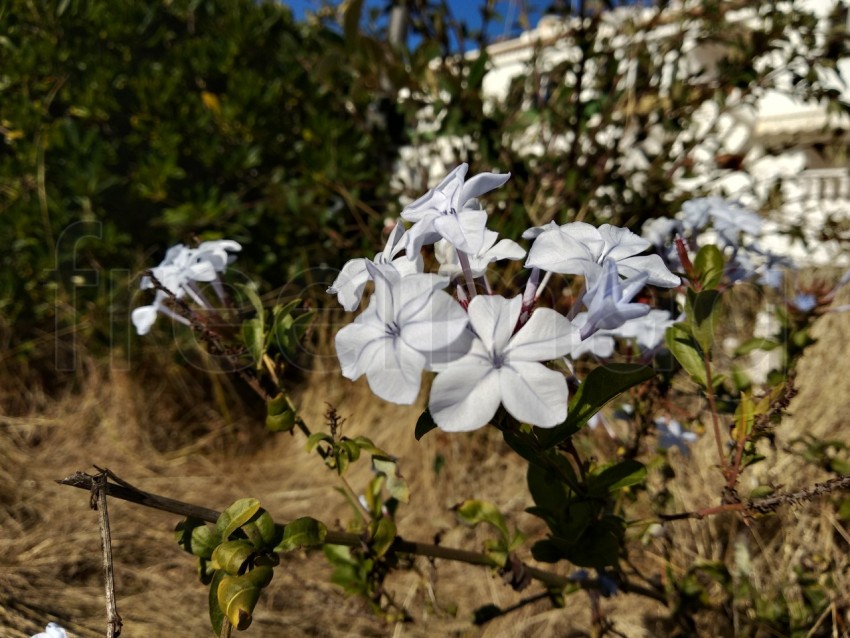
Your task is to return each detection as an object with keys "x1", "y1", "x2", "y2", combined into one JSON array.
[
  {"x1": 490, "y1": 350, "x2": 506, "y2": 369},
  {"x1": 385, "y1": 321, "x2": 402, "y2": 337}
]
